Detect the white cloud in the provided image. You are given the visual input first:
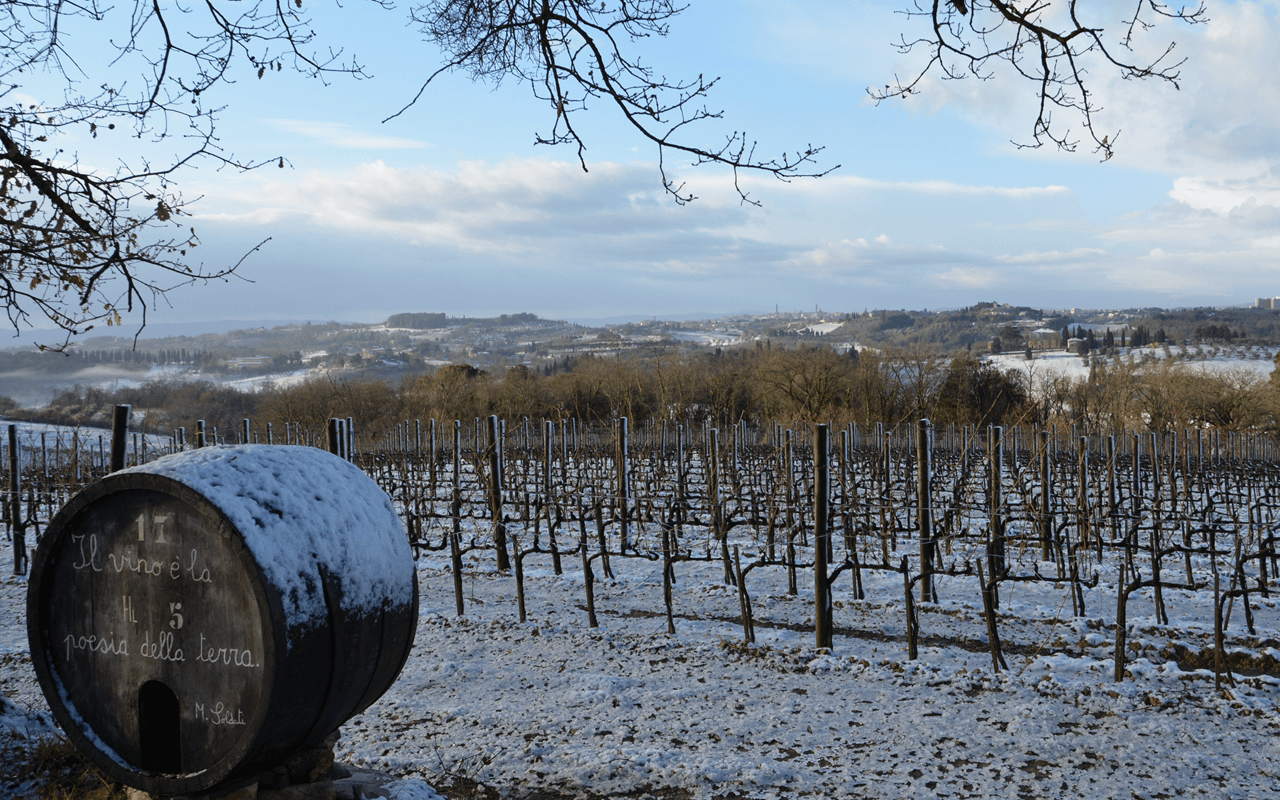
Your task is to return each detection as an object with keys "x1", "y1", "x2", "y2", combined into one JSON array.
[
  {"x1": 1168, "y1": 173, "x2": 1280, "y2": 215},
  {"x1": 997, "y1": 248, "x2": 1107, "y2": 265},
  {"x1": 186, "y1": 153, "x2": 1280, "y2": 316},
  {"x1": 780, "y1": 236, "x2": 972, "y2": 282},
  {"x1": 932, "y1": 267, "x2": 1001, "y2": 288},
  {"x1": 198, "y1": 158, "x2": 753, "y2": 267},
  {"x1": 811, "y1": 174, "x2": 1071, "y2": 198},
  {"x1": 266, "y1": 120, "x2": 431, "y2": 150}
]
